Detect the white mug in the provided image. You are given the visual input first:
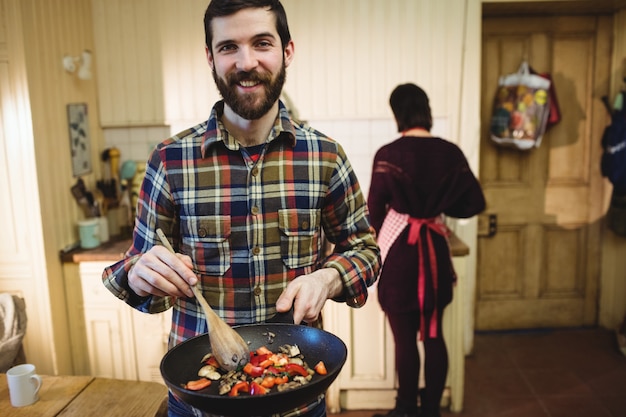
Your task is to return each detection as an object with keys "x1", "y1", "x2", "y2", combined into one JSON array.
[{"x1": 6, "y1": 364, "x2": 43, "y2": 407}]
